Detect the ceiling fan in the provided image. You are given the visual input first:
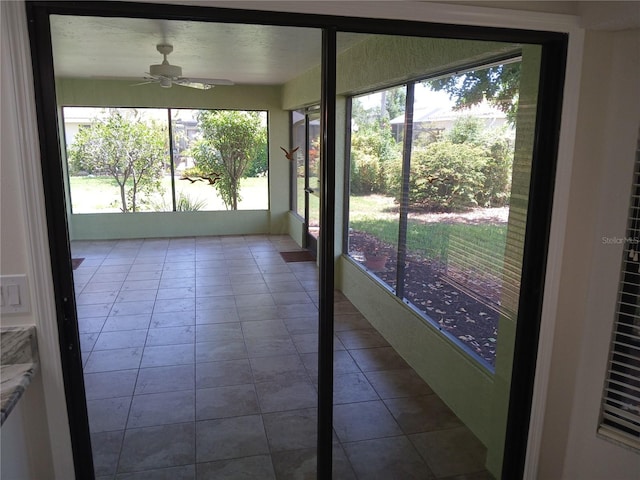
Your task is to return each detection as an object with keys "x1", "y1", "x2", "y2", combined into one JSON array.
[{"x1": 138, "y1": 44, "x2": 234, "y2": 90}]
